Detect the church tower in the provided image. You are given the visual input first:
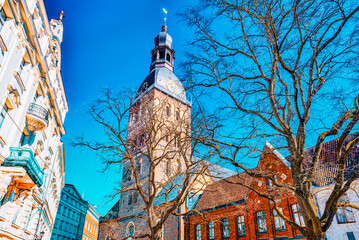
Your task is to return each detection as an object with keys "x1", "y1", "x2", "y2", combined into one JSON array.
[
  {"x1": 124, "y1": 23, "x2": 192, "y2": 186},
  {"x1": 99, "y1": 24, "x2": 192, "y2": 239}
]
